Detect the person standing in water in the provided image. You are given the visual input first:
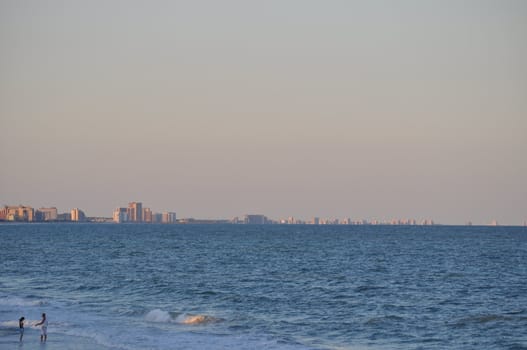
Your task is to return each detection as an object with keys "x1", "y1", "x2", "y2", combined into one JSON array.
[
  {"x1": 35, "y1": 313, "x2": 48, "y2": 342},
  {"x1": 18, "y1": 317, "x2": 24, "y2": 342}
]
